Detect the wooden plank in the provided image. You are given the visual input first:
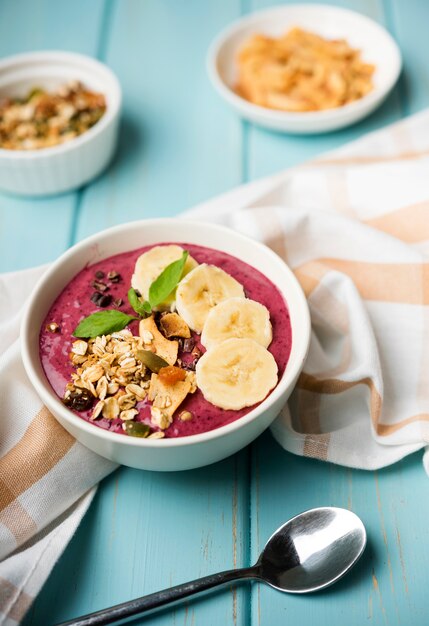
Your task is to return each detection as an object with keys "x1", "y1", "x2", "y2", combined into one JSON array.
[
  {"x1": 385, "y1": 0, "x2": 429, "y2": 115},
  {"x1": 243, "y1": 0, "x2": 404, "y2": 179},
  {"x1": 24, "y1": 453, "x2": 250, "y2": 625},
  {"x1": 251, "y1": 434, "x2": 429, "y2": 626},
  {"x1": 248, "y1": 1, "x2": 429, "y2": 625},
  {"x1": 0, "y1": 0, "x2": 105, "y2": 272},
  {"x1": 74, "y1": 0, "x2": 243, "y2": 241},
  {"x1": 24, "y1": 2, "x2": 251, "y2": 626}
]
